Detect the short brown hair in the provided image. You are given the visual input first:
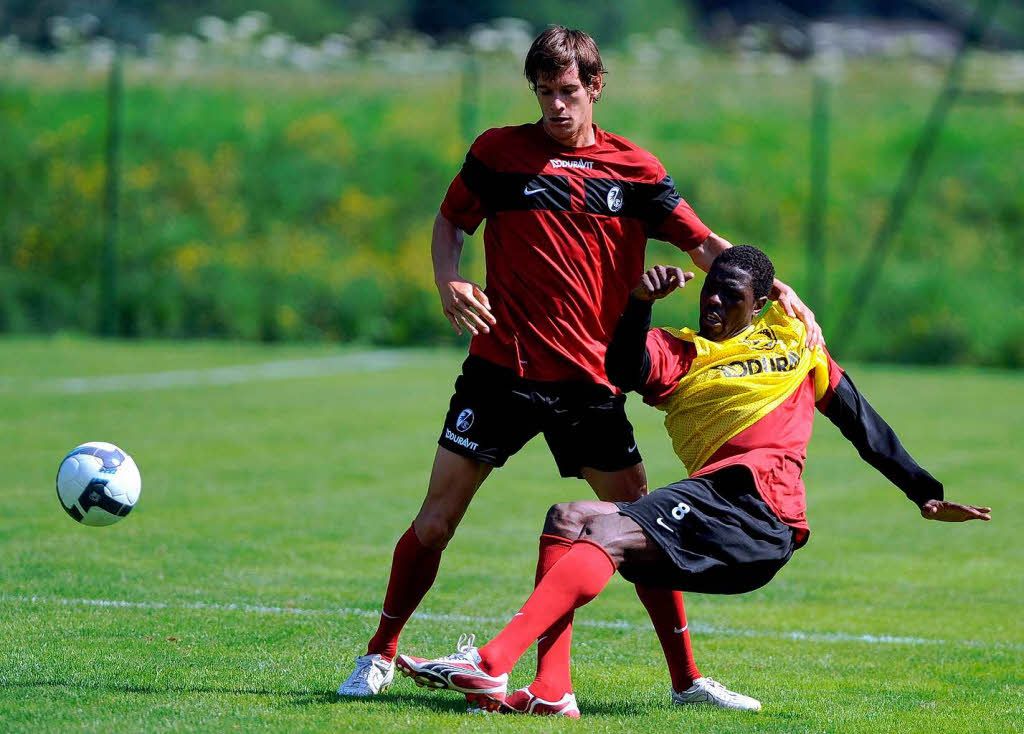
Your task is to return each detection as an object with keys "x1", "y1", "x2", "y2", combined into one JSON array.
[{"x1": 524, "y1": 26, "x2": 607, "y2": 96}]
